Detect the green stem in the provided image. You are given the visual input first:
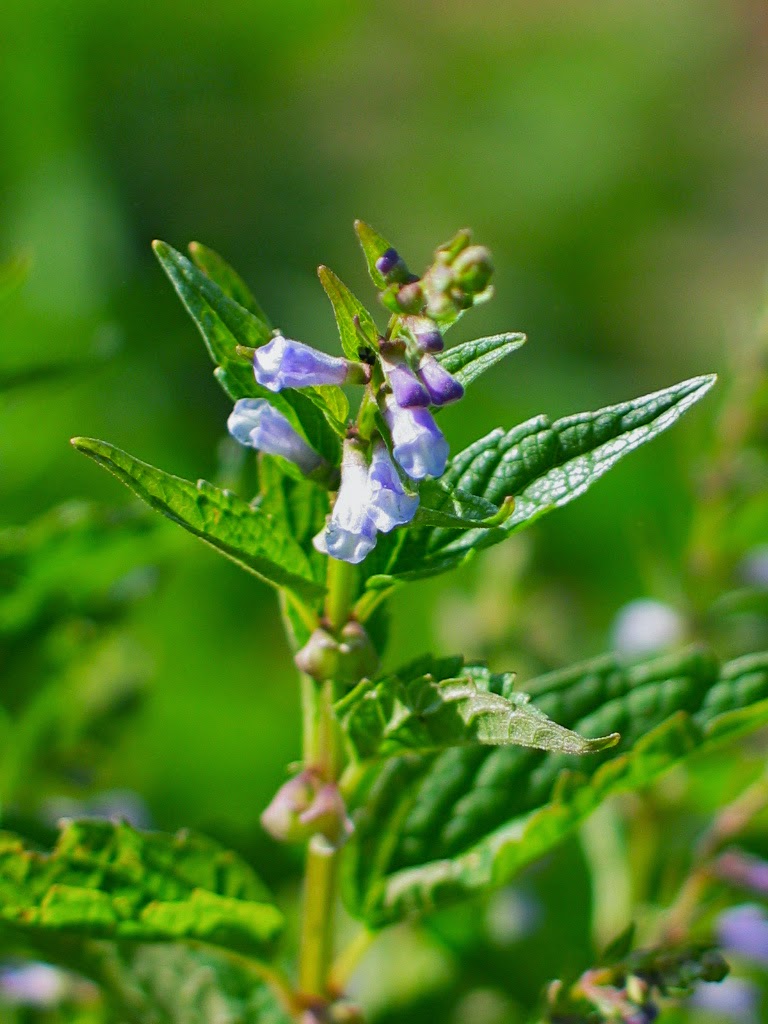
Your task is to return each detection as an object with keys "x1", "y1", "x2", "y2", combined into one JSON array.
[{"x1": 298, "y1": 555, "x2": 357, "y2": 1003}]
